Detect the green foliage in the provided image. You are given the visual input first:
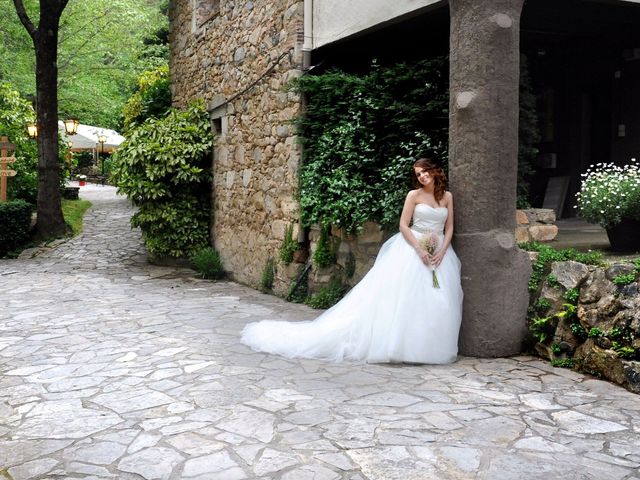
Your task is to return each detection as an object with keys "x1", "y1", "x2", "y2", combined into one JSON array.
[
  {"x1": 563, "y1": 288, "x2": 580, "y2": 304},
  {"x1": 520, "y1": 242, "x2": 603, "y2": 292},
  {"x1": 570, "y1": 323, "x2": 587, "y2": 341},
  {"x1": 0, "y1": 82, "x2": 37, "y2": 203},
  {"x1": 588, "y1": 327, "x2": 603, "y2": 338},
  {"x1": 122, "y1": 65, "x2": 171, "y2": 133},
  {"x1": 551, "y1": 343, "x2": 562, "y2": 354},
  {"x1": 295, "y1": 58, "x2": 449, "y2": 233},
  {"x1": 546, "y1": 274, "x2": 559, "y2": 288},
  {"x1": 607, "y1": 327, "x2": 623, "y2": 339},
  {"x1": 112, "y1": 100, "x2": 213, "y2": 257},
  {"x1": 313, "y1": 224, "x2": 336, "y2": 268},
  {"x1": 533, "y1": 298, "x2": 551, "y2": 313},
  {"x1": 530, "y1": 316, "x2": 553, "y2": 343},
  {"x1": 612, "y1": 273, "x2": 636, "y2": 286},
  {"x1": 287, "y1": 265, "x2": 309, "y2": 303},
  {"x1": 190, "y1": 247, "x2": 224, "y2": 280},
  {"x1": 612, "y1": 344, "x2": 637, "y2": 359},
  {"x1": 551, "y1": 358, "x2": 575, "y2": 369},
  {"x1": 260, "y1": 258, "x2": 276, "y2": 292},
  {"x1": 305, "y1": 278, "x2": 348, "y2": 309},
  {"x1": 1, "y1": 0, "x2": 168, "y2": 128},
  {"x1": 279, "y1": 224, "x2": 297, "y2": 264},
  {"x1": 0, "y1": 200, "x2": 33, "y2": 257},
  {"x1": 575, "y1": 160, "x2": 640, "y2": 229}
]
